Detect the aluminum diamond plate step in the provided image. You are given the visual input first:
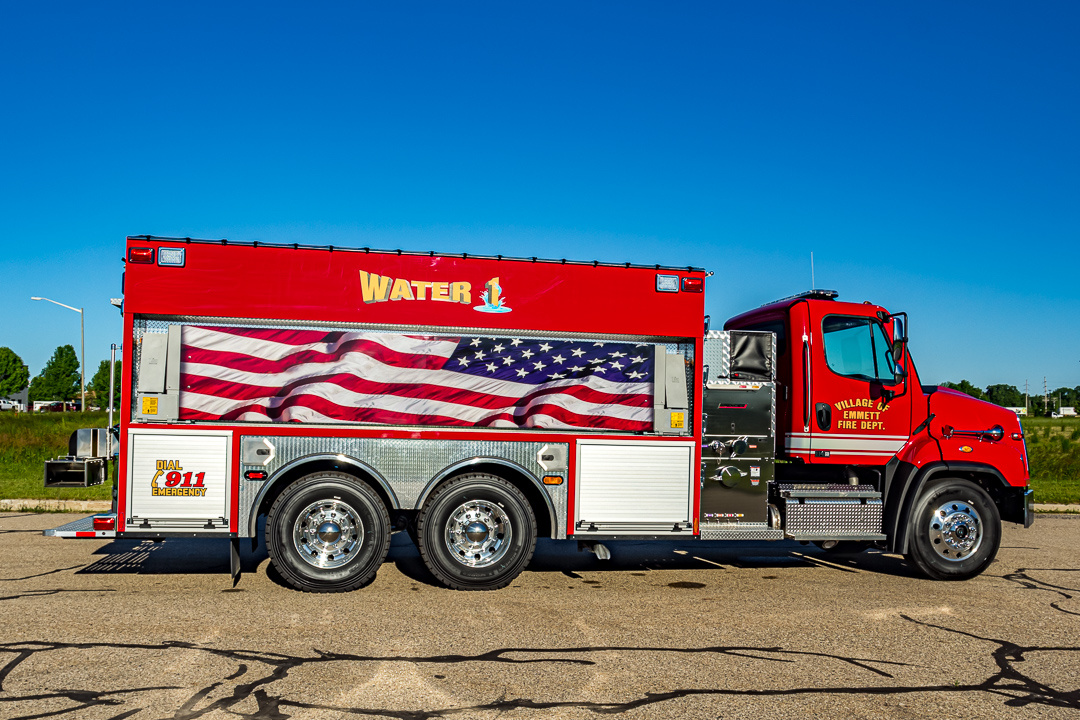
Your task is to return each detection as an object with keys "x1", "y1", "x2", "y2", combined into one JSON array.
[{"x1": 43, "y1": 515, "x2": 116, "y2": 539}]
